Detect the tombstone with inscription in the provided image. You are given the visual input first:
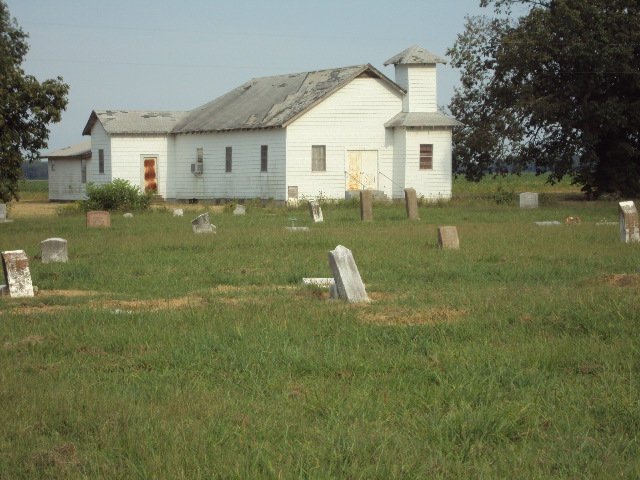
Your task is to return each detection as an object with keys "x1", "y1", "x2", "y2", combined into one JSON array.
[
  {"x1": 41, "y1": 238, "x2": 68, "y2": 263},
  {"x1": 234, "y1": 204, "x2": 246, "y2": 215},
  {"x1": 619, "y1": 201, "x2": 640, "y2": 243},
  {"x1": 519, "y1": 192, "x2": 538, "y2": 209},
  {"x1": 192, "y1": 213, "x2": 215, "y2": 233},
  {"x1": 404, "y1": 188, "x2": 419, "y2": 220},
  {"x1": 309, "y1": 200, "x2": 323, "y2": 223},
  {"x1": 173, "y1": 208, "x2": 184, "y2": 217},
  {"x1": 1, "y1": 250, "x2": 34, "y2": 298},
  {"x1": 86, "y1": 211, "x2": 110, "y2": 227},
  {"x1": 438, "y1": 226, "x2": 460, "y2": 249},
  {"x1": 328, "y1": 245, "x2": 370, "y2": 303},
  {"x1": 360, "y1": 190, "x2": 373, "y2": 222}
]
